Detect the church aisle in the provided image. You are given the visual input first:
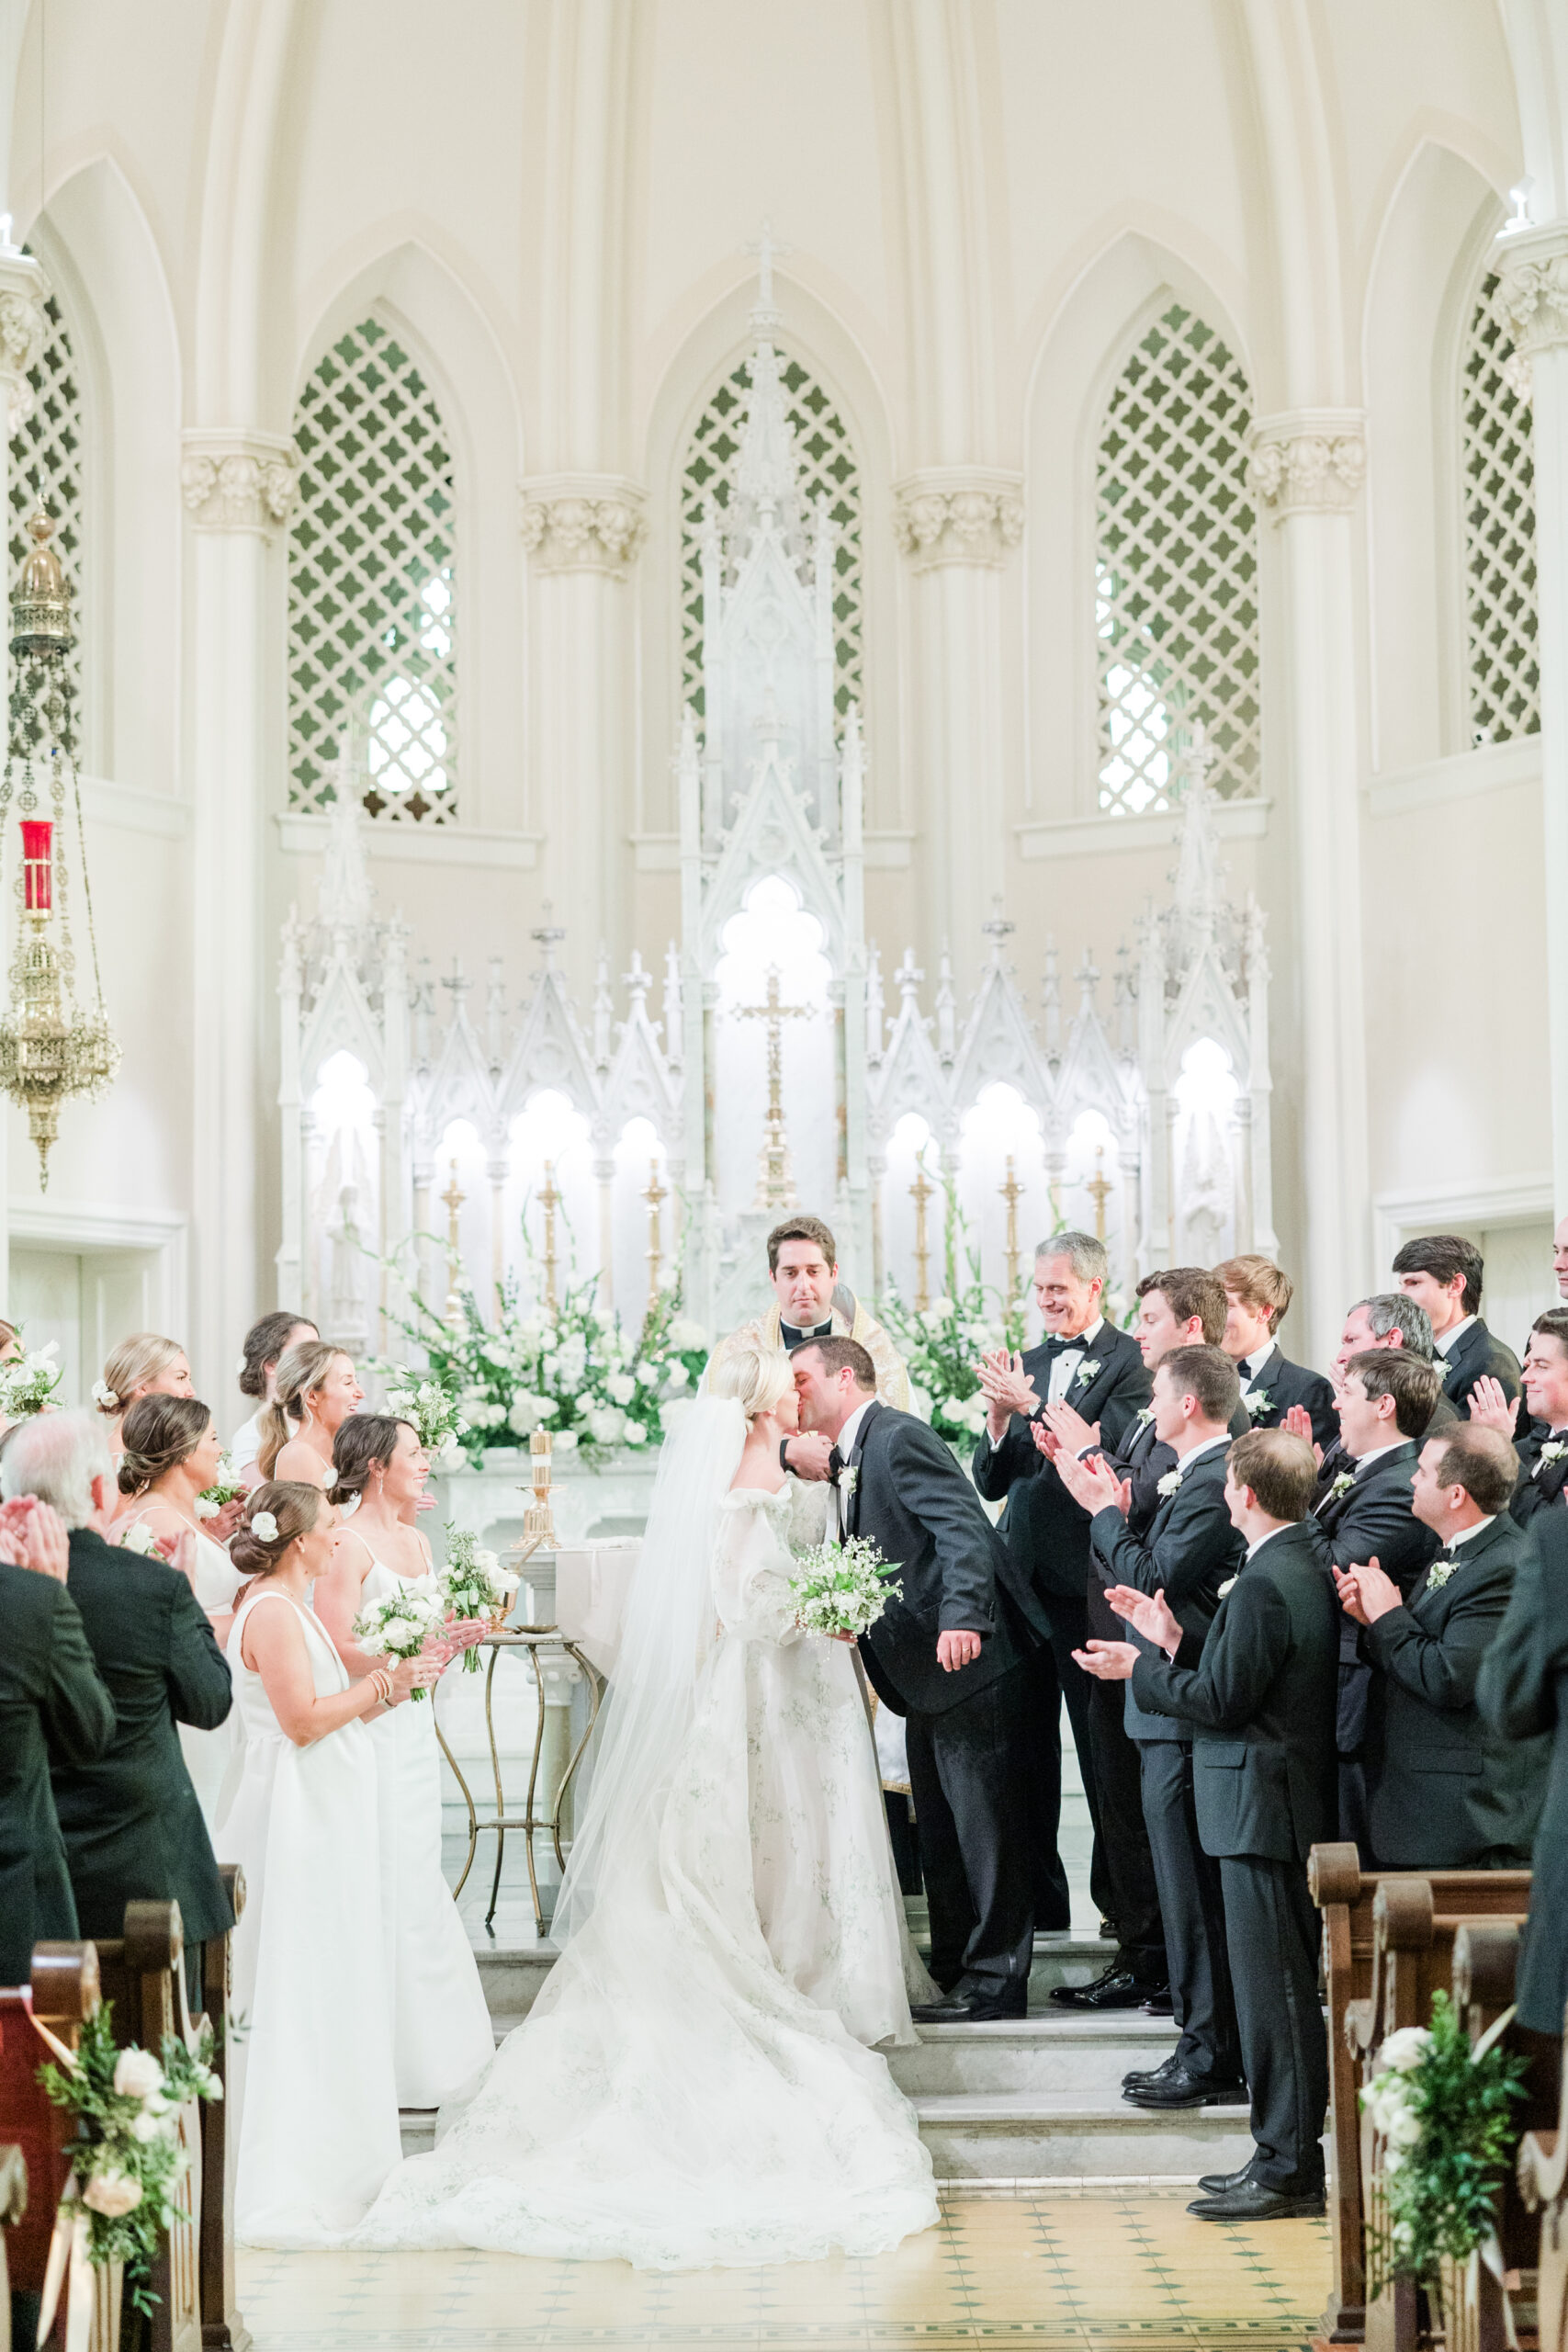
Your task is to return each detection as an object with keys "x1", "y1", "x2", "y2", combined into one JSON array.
[{"x1": 235, "y1": 2183, "x2": 1327, "y2": 2348}]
